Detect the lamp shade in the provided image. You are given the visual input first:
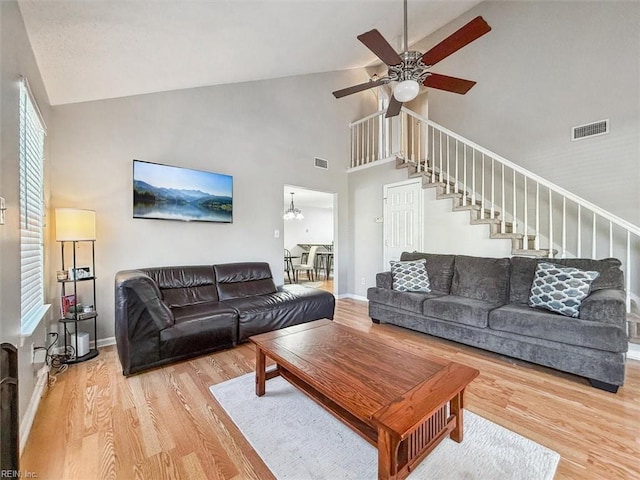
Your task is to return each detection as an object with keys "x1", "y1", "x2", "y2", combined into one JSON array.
[{"x1": 55, "y1": 208, "x2": 96, "y2": 241}]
